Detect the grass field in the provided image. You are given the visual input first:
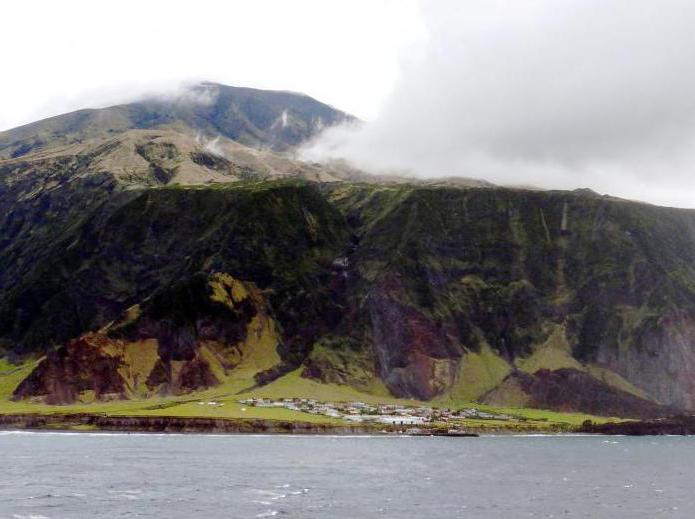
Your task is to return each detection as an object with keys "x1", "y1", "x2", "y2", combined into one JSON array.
[{"x1": 0, "y1": 357, "x2": 620, "y2": 431}]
